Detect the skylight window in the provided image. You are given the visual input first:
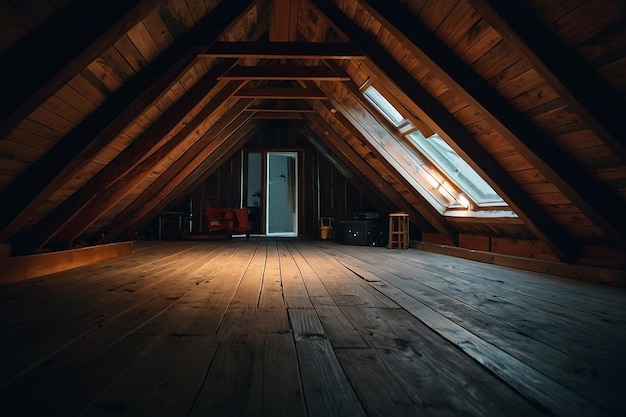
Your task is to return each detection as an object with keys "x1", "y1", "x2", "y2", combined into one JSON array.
[
  {"x1": 362, "y1": 85, "x2": 509, "y2": 212},
  {"x1": 363, "y1": 86, "x2": 413, "y2": 130},
  {"x1": 408, "y1": 131, "x2": 505, "y2": 206}
]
